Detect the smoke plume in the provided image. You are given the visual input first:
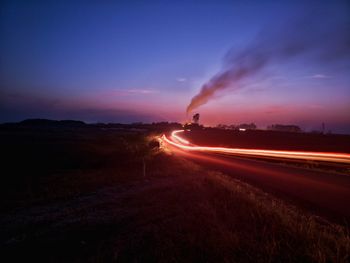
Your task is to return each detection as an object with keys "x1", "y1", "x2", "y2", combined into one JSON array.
[{"x1": 186, "y1": 16, "x2": 350, "y2": 115}]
